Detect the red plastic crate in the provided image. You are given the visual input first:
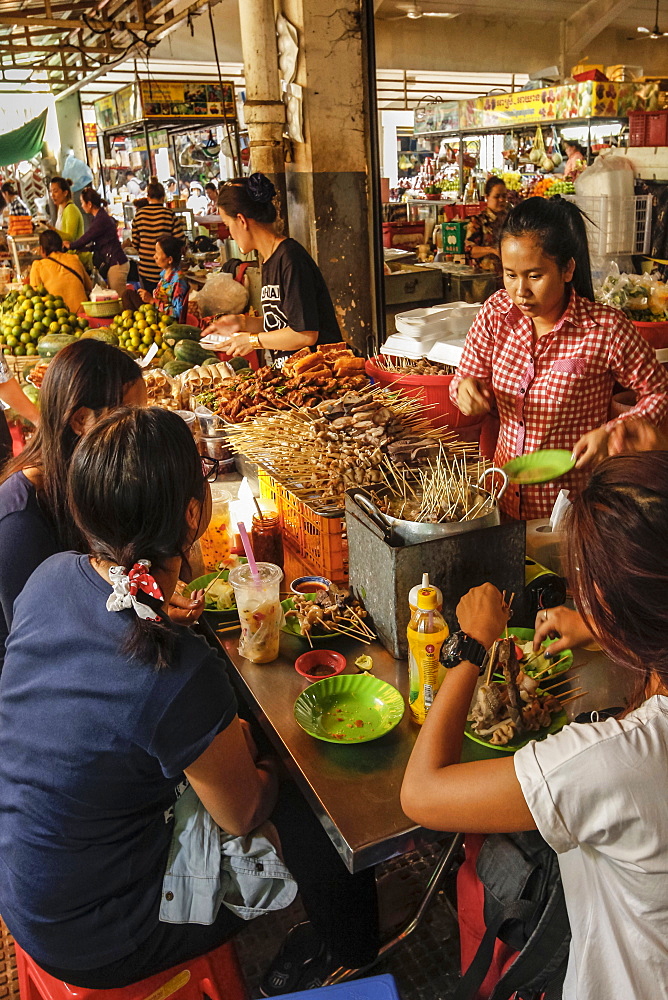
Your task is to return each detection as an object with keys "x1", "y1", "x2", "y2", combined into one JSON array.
[
  {"x1": 628, "y1": 111, "x2": 648, "y2": 146},
  {"x1": 647, "y1": 111, "x2": 668, "y2": 146},
  {"x1": 632, "y1": 319, "x2": 668, "y2": 349},
  {"x1": 382, "y1": 222, "x2": 425, "y2": 250}
]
